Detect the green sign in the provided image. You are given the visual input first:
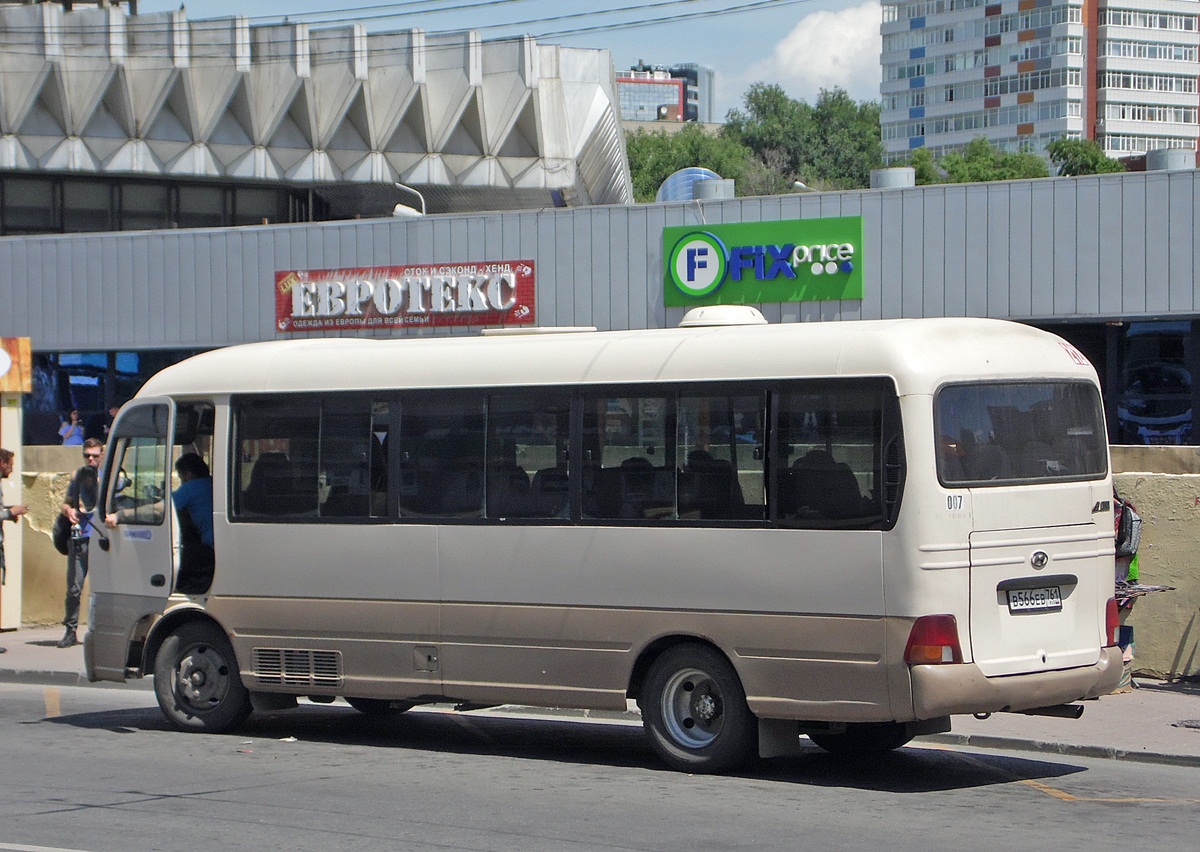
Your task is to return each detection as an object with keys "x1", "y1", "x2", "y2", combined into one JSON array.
[{"x1": 663, "y1": 217, "x2": 864, "y2": 307}]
